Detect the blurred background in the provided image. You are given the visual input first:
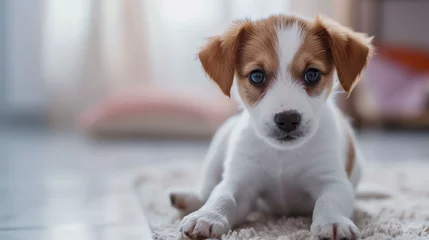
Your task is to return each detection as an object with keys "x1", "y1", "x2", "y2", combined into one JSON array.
[{"x1": 0, "y1": 0, "x2": 428, "y2": 239}]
